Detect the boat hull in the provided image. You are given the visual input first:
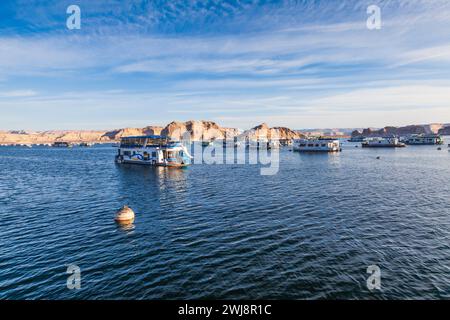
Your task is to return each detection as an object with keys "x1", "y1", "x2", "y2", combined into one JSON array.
[
  {"x1": 293, "y1": 148, "x2": 341, "y2": 152},
  {"x1": 405, "y1": 142, "x2": 443, "y2": 145},
  {"x1": 117, "y1": 158, "x2": 189, "y2": 167},
  {"x1": 361, "y1": 144, "x2": 405, "y2": 148}
]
